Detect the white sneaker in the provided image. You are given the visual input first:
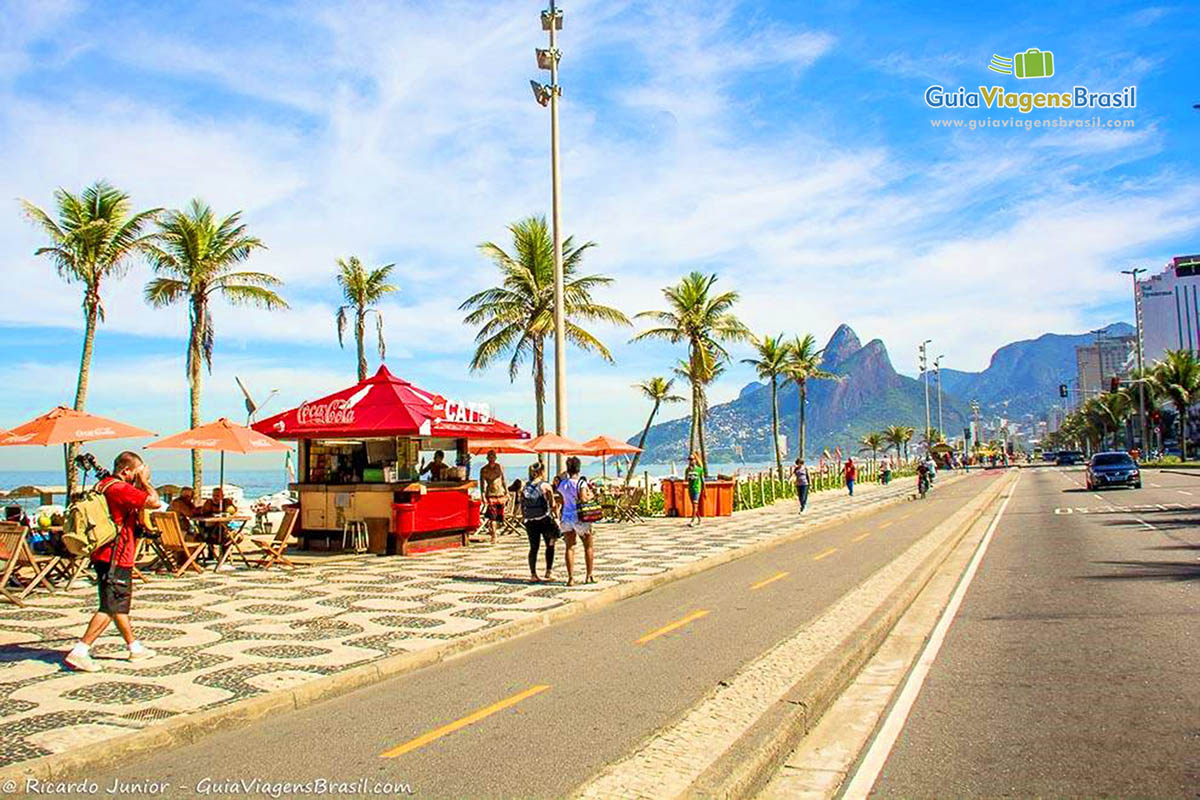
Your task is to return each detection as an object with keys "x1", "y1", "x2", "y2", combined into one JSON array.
[
  {"x1": 65, "y1": 647, "x2": 102, "y2": 673},
  {"x1": 128, "y1": 642, "x2": 157, "y2": 661}
]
